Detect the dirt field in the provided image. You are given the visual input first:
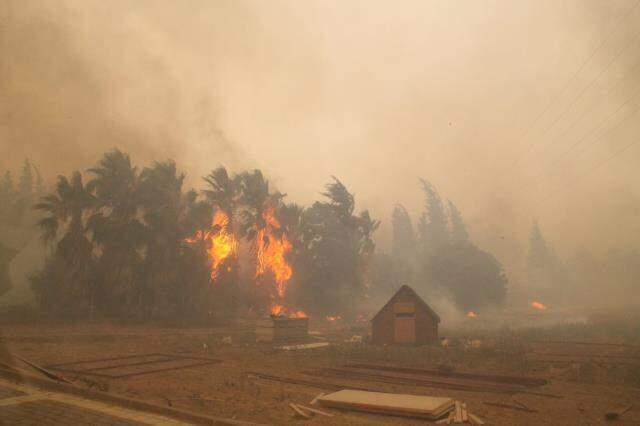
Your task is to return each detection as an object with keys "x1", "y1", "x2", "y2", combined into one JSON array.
[{"x1": 0, "y1": 318, "x2": 639, "y2": 425}]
